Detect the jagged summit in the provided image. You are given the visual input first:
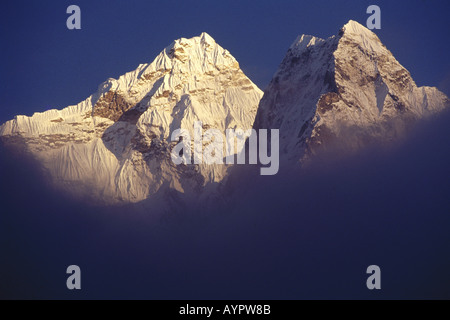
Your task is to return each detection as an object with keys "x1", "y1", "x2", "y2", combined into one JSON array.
[
  {"x1": 290, "y1": 20, "x2": 382, "y2": 56},
  {"x1": 290, "y1": 34, "x2": 326, "y2": 52},
  {"x1": 342, "y1": 19, "x2": 372, "y2": 34},
  {"x1": 0, "y1": 33, "x2": 262, "y2": 204},
  {"x1": 254, "y1": 20, "x2": 449, "y2": 163},
  {"x1": 170, "y1": 31, "x2": 217, "y2": 49},
  {"x1": 339, "y1": 20, "x2": 386, "y2": 55},
  {"x1": 92, "y1": 32, "x2": 243, "y2": 116}
]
